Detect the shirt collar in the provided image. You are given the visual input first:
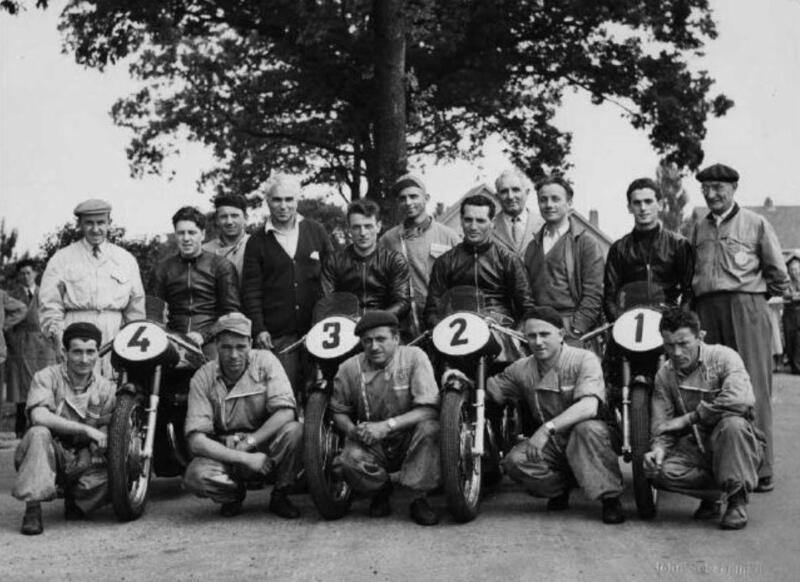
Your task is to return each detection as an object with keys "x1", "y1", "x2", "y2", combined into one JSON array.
[
  {"x1": 80, "y1": 238, "x2": 107, "y2": 253},
  {"x1": 543, "y1": 220, "x2": 569, "y2": 240},
  {"x1": 707, "y1": 203, "x2": 738, "y2": 225},
  {"x1": 504, "y1": 208, "x2": 528, "y2": 225},
  {"x1": 265, "y1": 214, "x2": 303, "y2": 234}
]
